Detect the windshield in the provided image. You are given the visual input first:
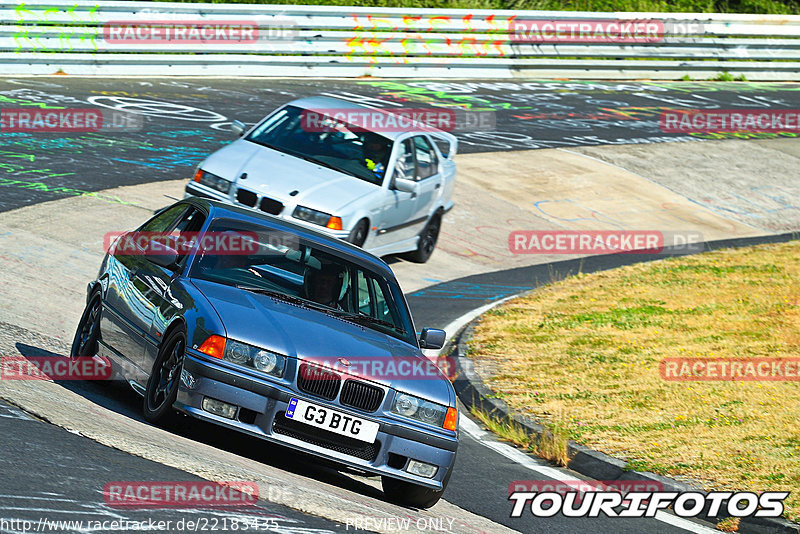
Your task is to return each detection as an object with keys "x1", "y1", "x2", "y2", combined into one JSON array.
[
  {"x1": 189, "y1": 218, "x2": 416, "y2": 345},
  {"x1": 245, "y1": 105, "x2": 393, "y2": 185}
]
